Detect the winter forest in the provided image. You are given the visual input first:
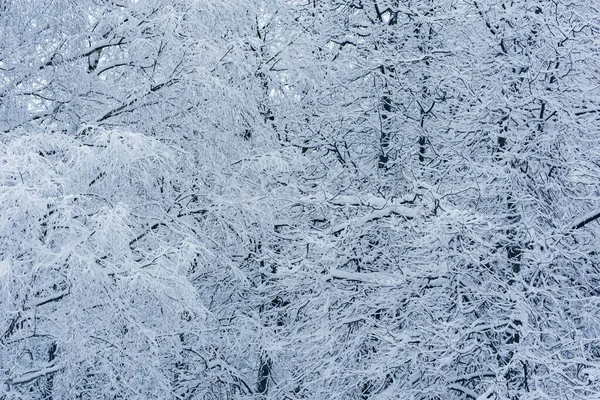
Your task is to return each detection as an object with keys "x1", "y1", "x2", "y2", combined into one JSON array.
[{"x1": 1, "y1": 0, "x2": 600, "y2": 399}]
